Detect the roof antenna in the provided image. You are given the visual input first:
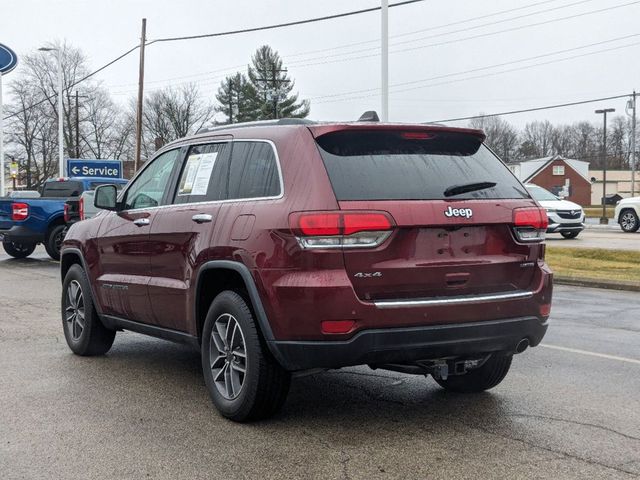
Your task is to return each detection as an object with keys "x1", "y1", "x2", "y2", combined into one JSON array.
[{"x1": 358, "y1": 111, "x2": 380, "y2": 122}]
